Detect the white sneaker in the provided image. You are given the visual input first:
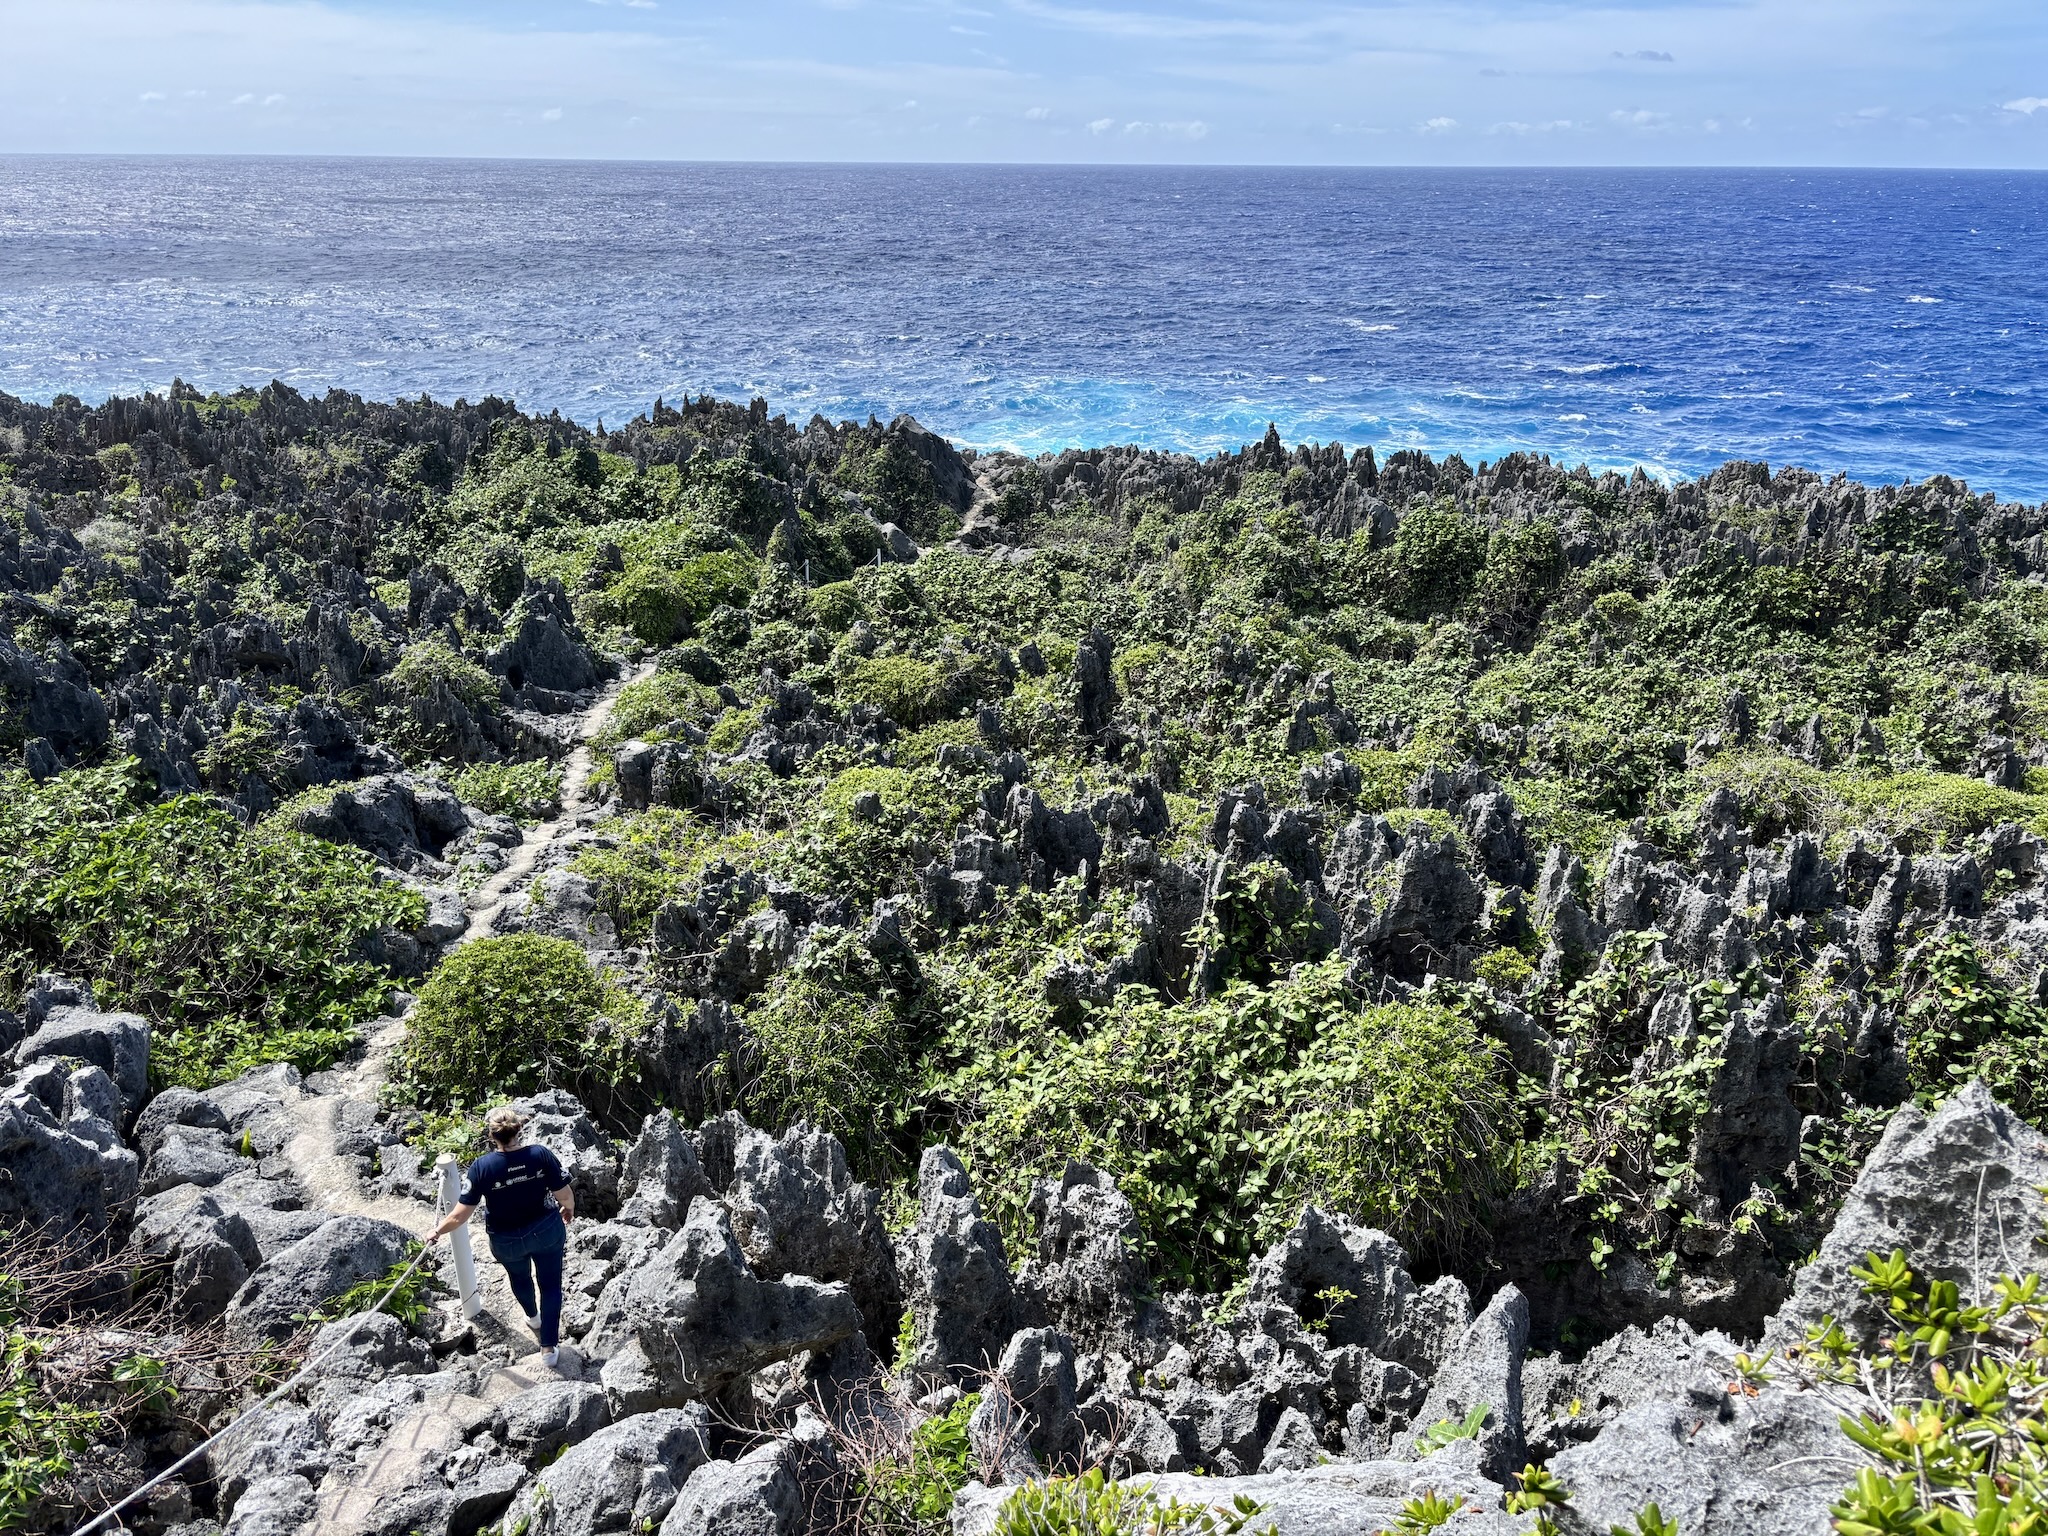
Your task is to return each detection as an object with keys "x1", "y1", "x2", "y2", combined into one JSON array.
[
  {"x1": 520, "y1": 1311, "x2": 540, "y2": 1336},
  {"x1": 542, "y1": 1347, "x2": 560, "y2": 1369}
]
